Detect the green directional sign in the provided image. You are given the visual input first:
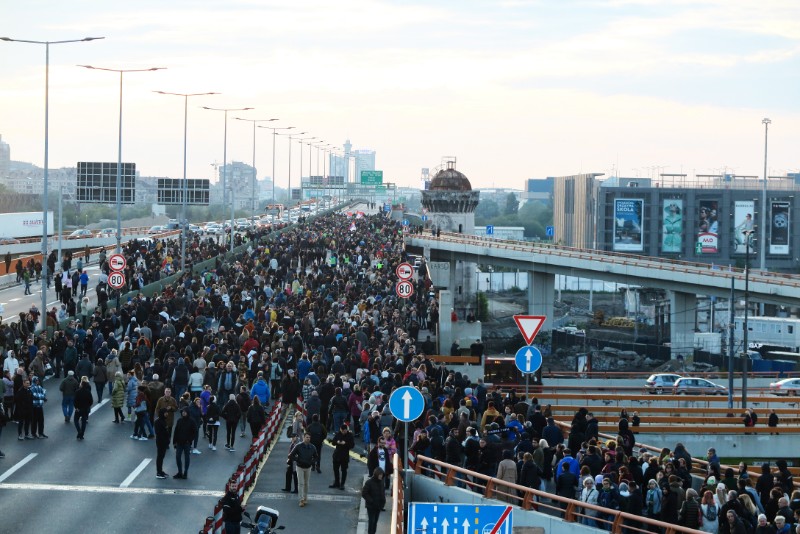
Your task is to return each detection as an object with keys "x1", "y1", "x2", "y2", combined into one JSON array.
[
  {"x1": 361, "y1": 170, "x2": 383, "y2": 185},
  {"x1": 375, "y1": 185, "x2": 386, "y2": 194}
]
